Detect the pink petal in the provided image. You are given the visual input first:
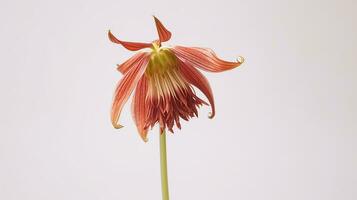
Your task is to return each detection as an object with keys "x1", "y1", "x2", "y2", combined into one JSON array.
[
  {"x1": 117, "y1": 52, "x2": 149, "y2": 74},
  {"x1": 111, "y1": 54, "x2": 150, "y2": 129},
  {"x1": 153, "y1": 16, "x2": 172, "y2": 43},
  {"x1": 108, "y1": 30, "x2": 152, "y2": 51},
  {"x1": 131, "y1": 75, "x2": 149, "y2": 142},
  {"x1": 178, "y1": 59, "x2": 216, "y2": 119},
  {"x1": 172, "y1": 46, "x2": 244, "y2": 72}
]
